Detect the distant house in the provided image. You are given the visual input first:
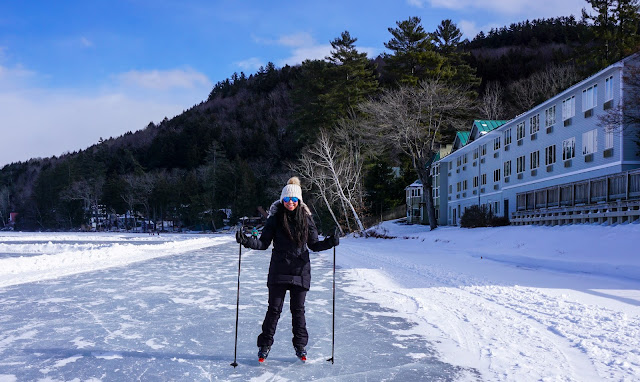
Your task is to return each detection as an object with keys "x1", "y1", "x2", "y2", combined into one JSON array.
[
  {"x1": 405, "y1": 180, "x2": 423, "y2": 224},
  {"x1": 431, "y1": 52, "x2": 640, "y2": 226}
]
